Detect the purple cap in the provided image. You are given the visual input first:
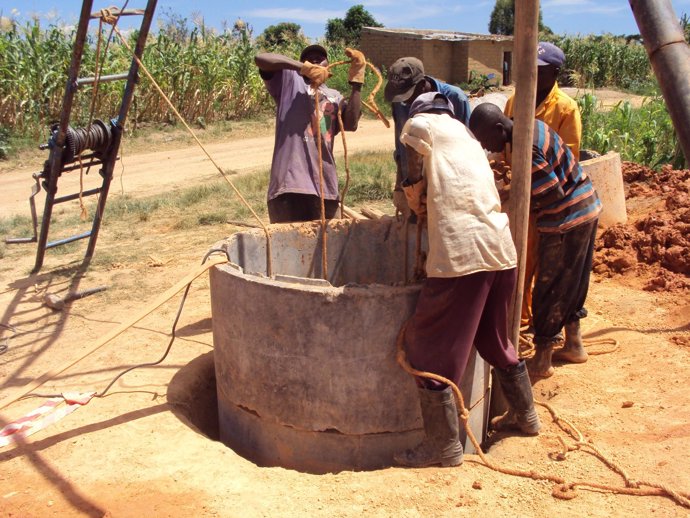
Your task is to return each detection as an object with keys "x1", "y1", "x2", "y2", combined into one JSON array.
[
  {"x1": 537, "y1": 42, "x2": 565, "y2": 67},
  {"x1": 408, "y1": 92, "x2": 455, "y2": 118}
]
